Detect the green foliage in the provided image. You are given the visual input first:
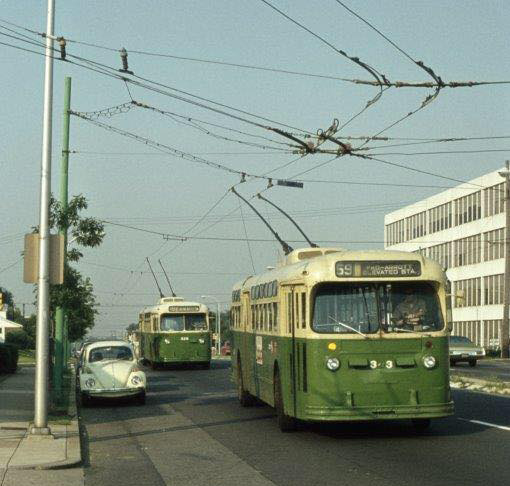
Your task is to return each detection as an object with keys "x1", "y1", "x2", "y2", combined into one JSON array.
[
  {"x1": 126, "y1": 322, "x2": 138, "y2": 332},
  {"x1": 0, "y1": 343, "x2": 18, "y2": 373},
  {"x1": 0, "y1": 286, "x2": 15, "y2": 320},
  {"x1": 5, "y1": 329, "x2": 32, "y2": 350},
  {"x1": 50, "y1": 265, "x2": 98, "y2": 342}
]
